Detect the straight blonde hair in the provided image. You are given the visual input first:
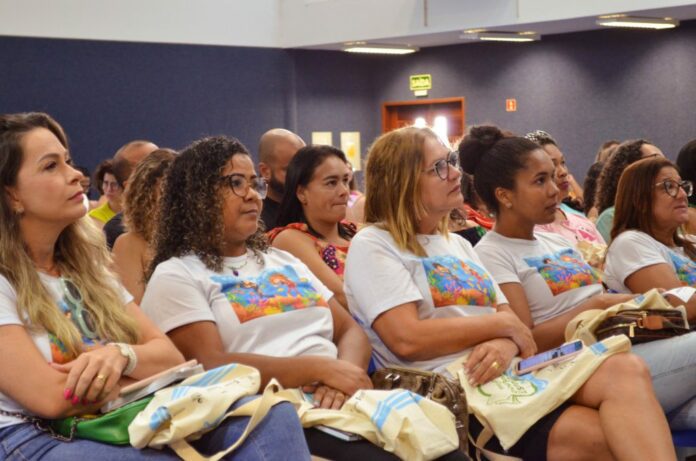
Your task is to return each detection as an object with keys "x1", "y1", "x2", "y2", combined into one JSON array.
[
  {"x1": 364, "y1": 126, "x2": 448, "y2": 256},
  {"x1": 0, "y1": 113, "x2": 138, "y2": 358}
]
